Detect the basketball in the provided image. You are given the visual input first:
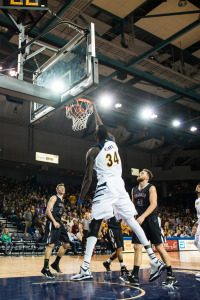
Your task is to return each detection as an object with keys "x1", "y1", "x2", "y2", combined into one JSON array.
[{"x1": 70, "y1": 104, "x2": 84, "y2": 116}]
